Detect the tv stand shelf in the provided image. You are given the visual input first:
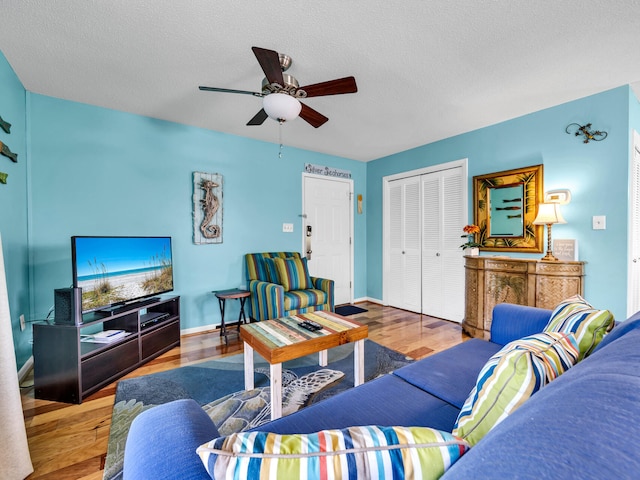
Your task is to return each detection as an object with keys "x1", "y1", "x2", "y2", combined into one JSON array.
[{"x1": 34, "y1": 295, "x2": 180, "y2": 404}]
